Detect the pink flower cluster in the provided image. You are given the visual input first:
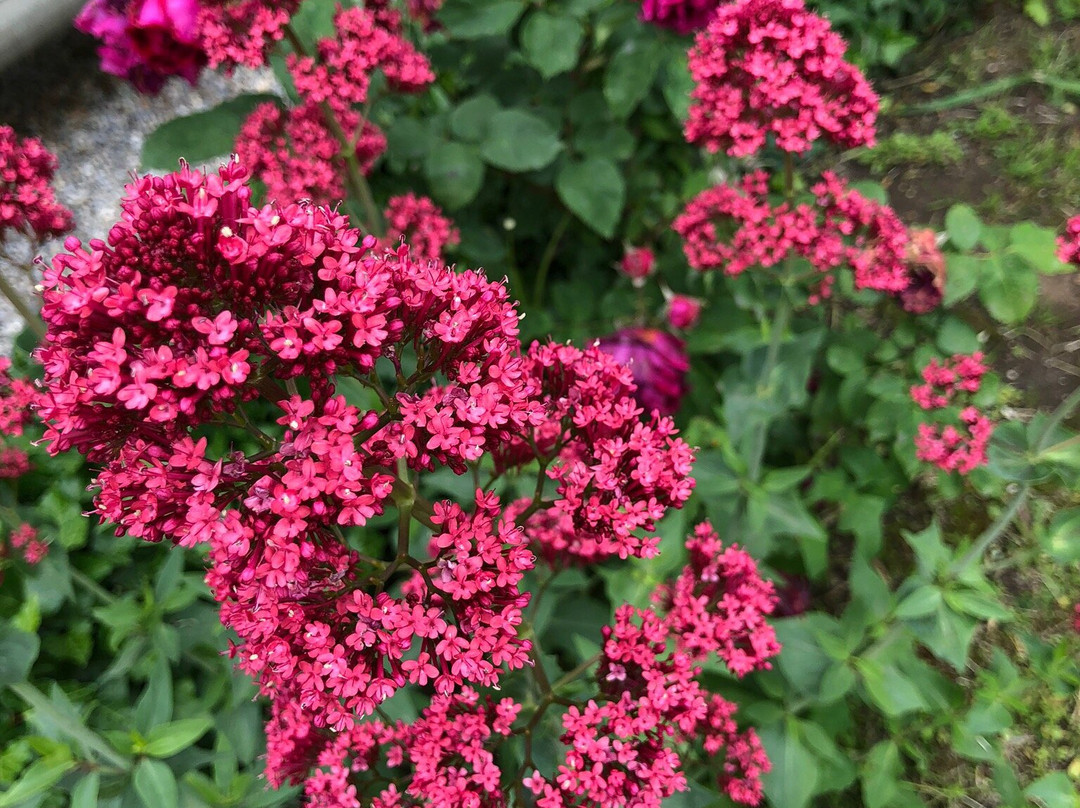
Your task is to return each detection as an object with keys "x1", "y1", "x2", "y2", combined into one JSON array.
[
  {"x1": 1058, "y1": 214, "x2": 1080, "y2": 267},
  {"x1": 197, "y1": 0, "x2": 301, "y2": 69},
  {"x1": 76, "y1": 0, "x2": 206, "y2": 93},
  {"x1": 639, "y1": 0, "x2": 722, "y2": 34},
  {"x1": 3, "y1": 523, "x2": 48, "y2": 566},
  {"x1": 911, "y1": 352, "x2": 994, "y2": 474},
  {"x1": 505, "y1": 341, "x2": 695, "y2": 565},
  {"x1": 685, "y1": 0, "x2": 878, "y2": 157},
  {"x1": 37, "y1": 161, "x2": 714, "y2": 805},
  {"x1": 596, "y1": 327, "x2": 690, "y2": 416},
  {"x1": 380, "y1": 193, "x2": 459, "y2": 263},
  {"x1": 238, "y1": 5, "x2": 433, "y2": 207},
  {"x1": 527, "y1": 533, "x2": 778, "y2": 808},
  {"x1": 0, "y1": 357, "x2": 36, "y2": 480},
  {"x1": 673, "y1": 170, "x2": 910, "y2": 303},
  {"x1": 618, "y1": 245, "x2": 657, "y2": 285},
  {"x1": 0, "y1": 127, "x2": 73, "y2": 242}
]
